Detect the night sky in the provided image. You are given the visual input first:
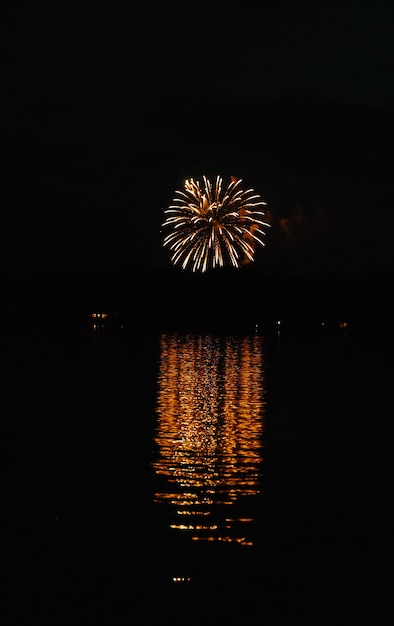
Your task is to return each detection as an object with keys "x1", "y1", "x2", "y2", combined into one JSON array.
[{"x1": 1, "y1": 0, "x2": 394, "y2": 280}]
